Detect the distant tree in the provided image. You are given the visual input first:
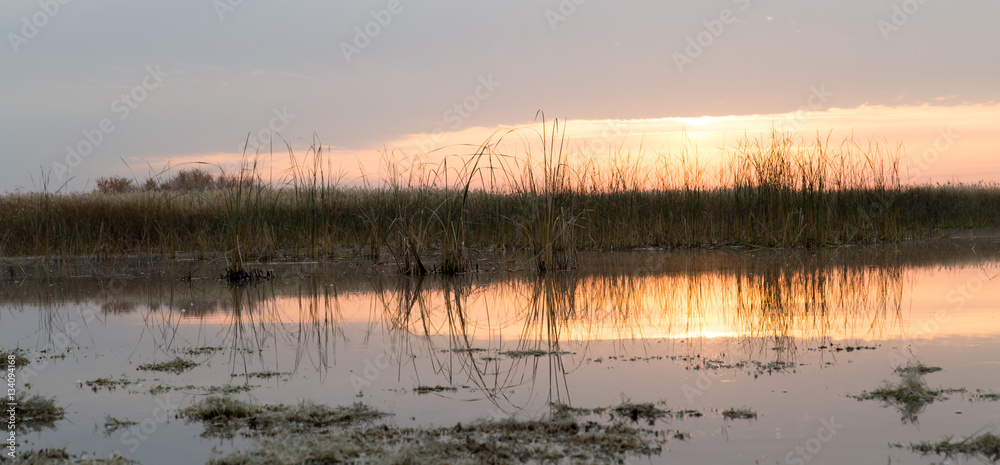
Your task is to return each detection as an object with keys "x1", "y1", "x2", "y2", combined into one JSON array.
[
  {"x1": 215, "y1": 172, "x2": 259, "y2": 189},
  {"x1": 95, "y1": 176, "x2": 136, "y2": 194},
  {"x1": 164, "y1": 169, "x2": 216, "y2": 191}
]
